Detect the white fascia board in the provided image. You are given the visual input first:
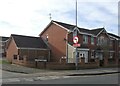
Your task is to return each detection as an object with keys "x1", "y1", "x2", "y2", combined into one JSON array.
[
  {"x1": 72, "y1": 29, "x2": 96, "y2": 37},
  {"x1": 96, "y1": 29, "x2": 111, "y2": 40},
  {"x1": 73, "y1": 28, "x2": 96, "y2": 37},
  {"x1": 80, "y1": 32, "x2": 96, "y2": 37},
  {"x1": 109, "y1": 35, "x2": 119, "y2": 40},
  {"x1": 53, "y1": 22, "x2": 71, "y2": 32},
  {"x1": 73, "y1": 27, "x2": 80, "y2": 32},
  {"x1": 96, "y1": 29, "x2": 104, "y2": 37},
  {"x1": 77, "y1": 48, "x2": 89, "y2": 51},
  {"x1": 18, "y1": 47, "x2": 49, "y2": 50},
  {"x1": 109, "y1": 37, "x2": 115, "y2": 40},
  {"x1": 39, "y1": 21, "x2": 53, "y2": 36}
]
